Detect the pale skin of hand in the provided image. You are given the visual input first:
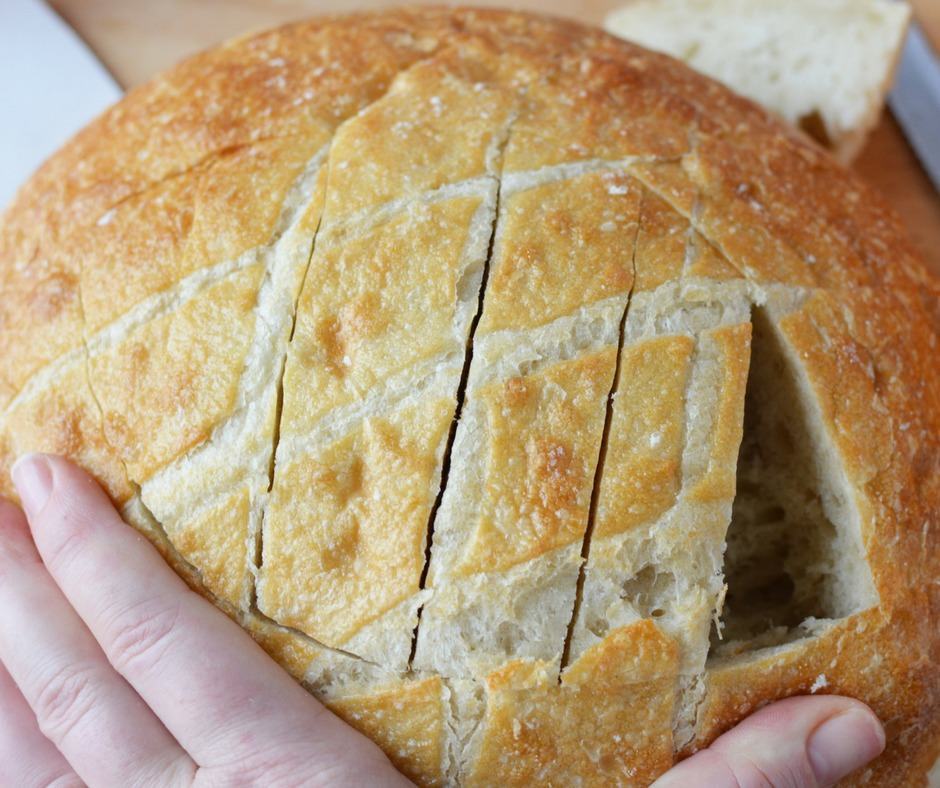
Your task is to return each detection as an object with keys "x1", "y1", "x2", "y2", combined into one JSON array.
[{"x1": 0, "y1": 455, "x2": 885, "y2": 788}]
